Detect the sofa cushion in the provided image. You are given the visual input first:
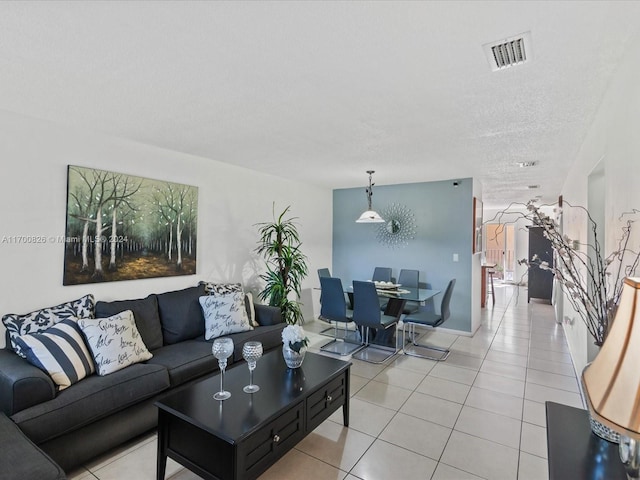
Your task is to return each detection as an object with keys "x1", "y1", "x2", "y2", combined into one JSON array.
[
  {"x1": 3, "y1": 294, "x2": 95, "y2": 358},
  {"x1": 11, "y1": 362, "x2": 169, "y2": 444},
  {"x1": 199, "y1": 293, "x2": 253, "y2": 340},
  {"x1": 0, "y1": 412, "x2": 66, "y2": 480},
  {"x1": 156, "y1": 285, "x2": 206, "y2": 345},
  {"x1": 254, "y1": 304, "x2": 283, "y2": 326},
  {"x1": 227, "y1": 323, "x2": 286, "y2": 362},
  {"x1": 95, "y1": 294, "x2": 162, "y2": 350},
  {"x1": 78, "y1": 311, "x2": 152, "y2": 376},
  {"x1": 145, "y1": 339, "x2": 218, "y2": 387},
  {"x1": 14, "y1": 319, "x2": 95, "y2": 391}
]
